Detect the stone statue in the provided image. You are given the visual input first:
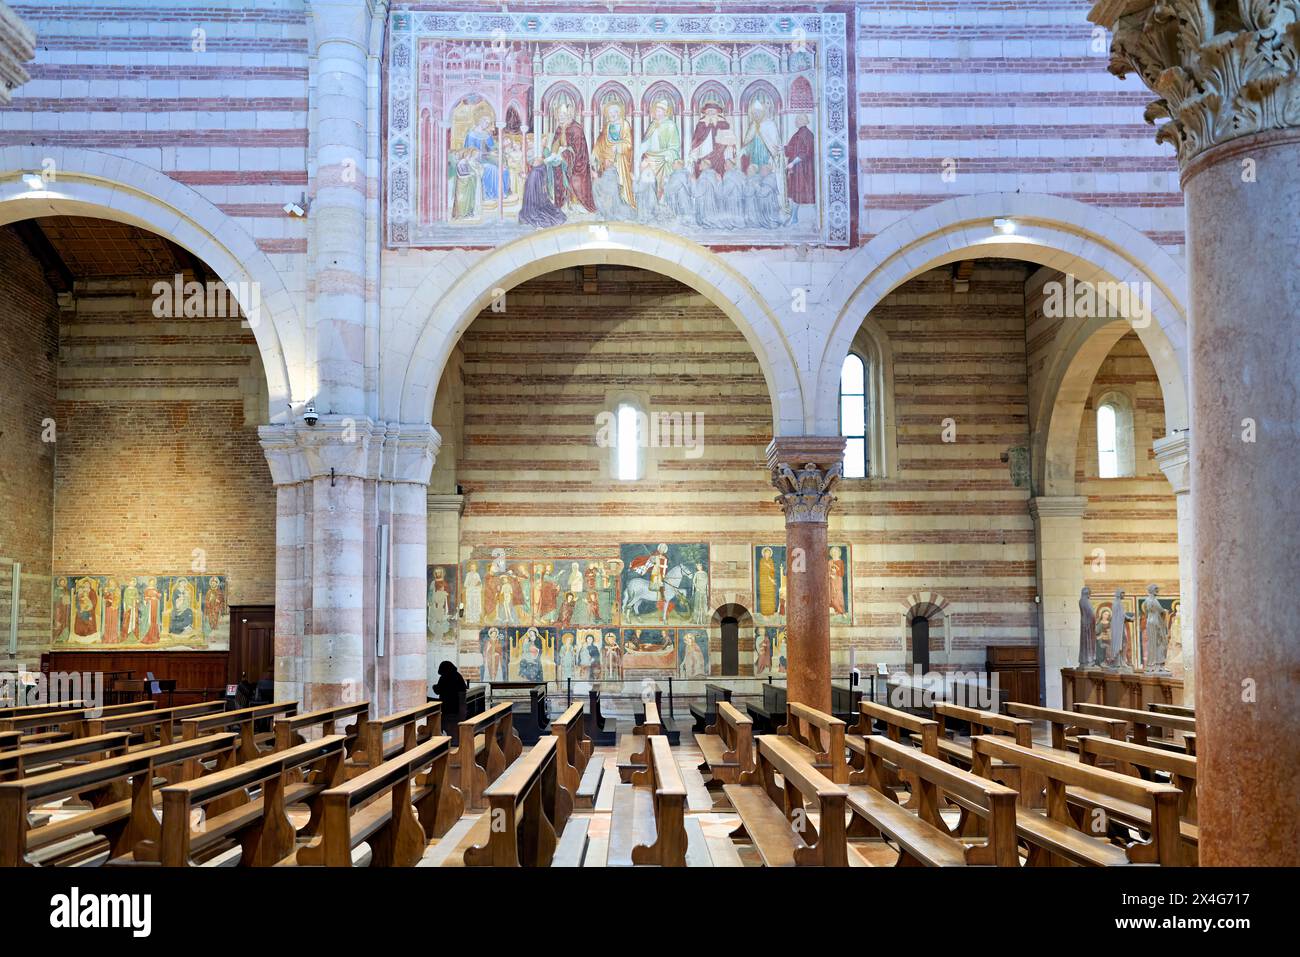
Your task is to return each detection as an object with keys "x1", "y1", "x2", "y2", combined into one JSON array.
[
  {"x1": 1105, "y1": 588, "x2": 1133, "y2": 671},
  {"x1": 1142, "y1": 584, "x2": 1171, "y2": 674},
  {"x1": 1078, "y1": 586, "x2": 1096, "y2": 668}
]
